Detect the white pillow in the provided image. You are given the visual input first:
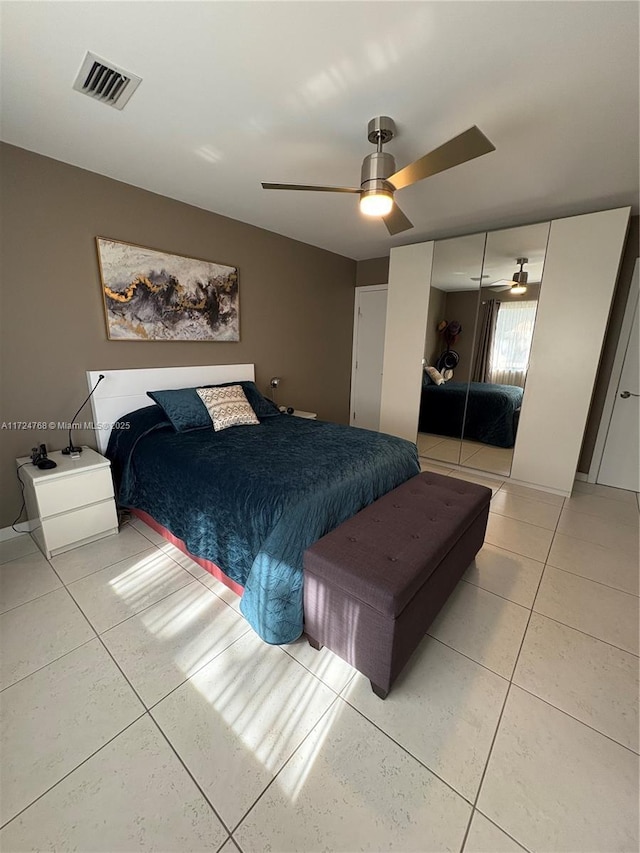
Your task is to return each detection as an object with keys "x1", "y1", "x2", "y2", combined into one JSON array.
[
  {"x1": 196, "y1": 385, "x2": 259, "y2": 431},
  {"x1": 425, "y1": 366, "x2": 446, "y2": 385}
]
